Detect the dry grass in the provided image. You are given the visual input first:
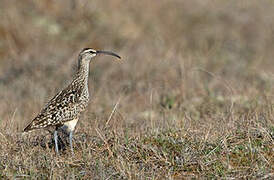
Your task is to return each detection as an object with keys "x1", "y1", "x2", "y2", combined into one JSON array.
[{"x1": 0, "y1": 0, "x2": 273, "y2": 179}]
